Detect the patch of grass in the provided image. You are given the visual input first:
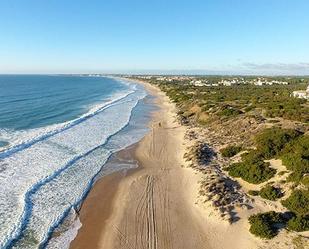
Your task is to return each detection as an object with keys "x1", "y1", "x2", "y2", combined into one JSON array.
[
  {"x1": 218, "y1": 105, "x2": 243, "y2": 117},
  {"x1": 259, "y1": 185, "x2": 283, "y2": 201},
  {"x1": 220, "y1": 145, "x2": 242, "y2": 158}
]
